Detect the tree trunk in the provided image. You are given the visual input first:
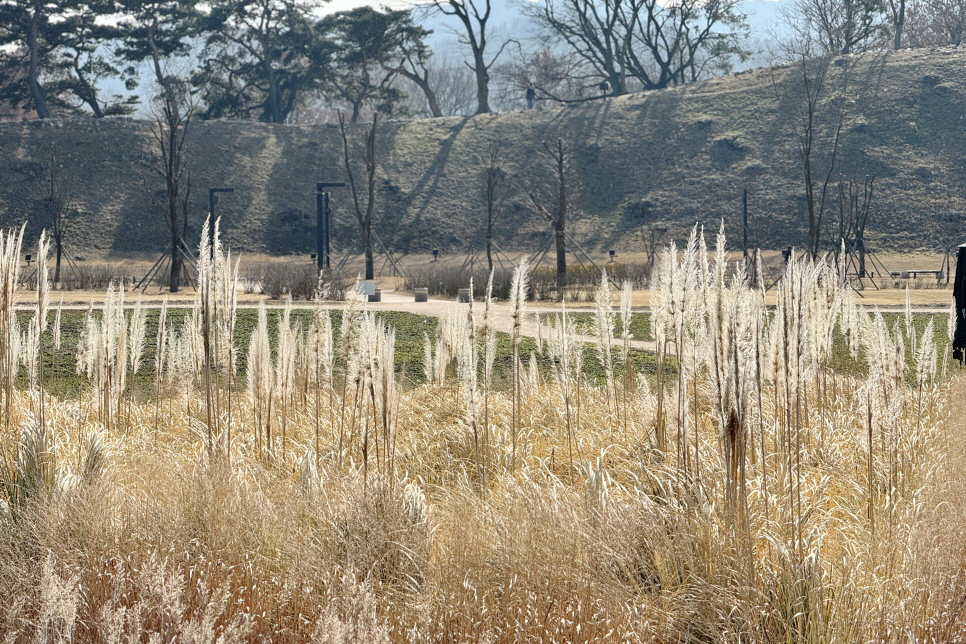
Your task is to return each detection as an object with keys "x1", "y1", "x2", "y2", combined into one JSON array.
[
  {"x1": 73, "y1": 59, "x2": 104, "y2": 118},
  {"x1": 364, "y1": 227, "x2": 374, "y2": 280},
  {"x1": 413, "y1": 74, "x2": 442, "y2": 117},
  {"x1": 28, "y1": 8, "x2": 49, "y2": 119},
  {"x1": 486, "y1": 172, "x2": 495, "y2": 272},
  {"x1": 54, "y1": 240, "x2": 62, "y2": 283},
  {"x1": 263, "y1": 51, "x2": 284, "y2": 123},
  {"x1": 893, "y1": 0, "x2": 905, "y2": 49},
  {"x1": 364, "y1": 124, "x2": 377, "y2": 280},
  {"x1": 474, "y1": 50, "x2": 490, "y2": 114},
  {"x1": 486, "y1": 218, "x2": 494, "y2": 272},
  {"x1": 169, "y1": 189, "x2": 182, "y2": 292},
  {"x1": 390, "y1": 65, "x2": 443, "y2": 117},
  {"x1": 420, "y1": 78, "x2": 443, "y2": 118},
  {"x1": 554, "y1": 139, "x2": 566, "y2": 298}
]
